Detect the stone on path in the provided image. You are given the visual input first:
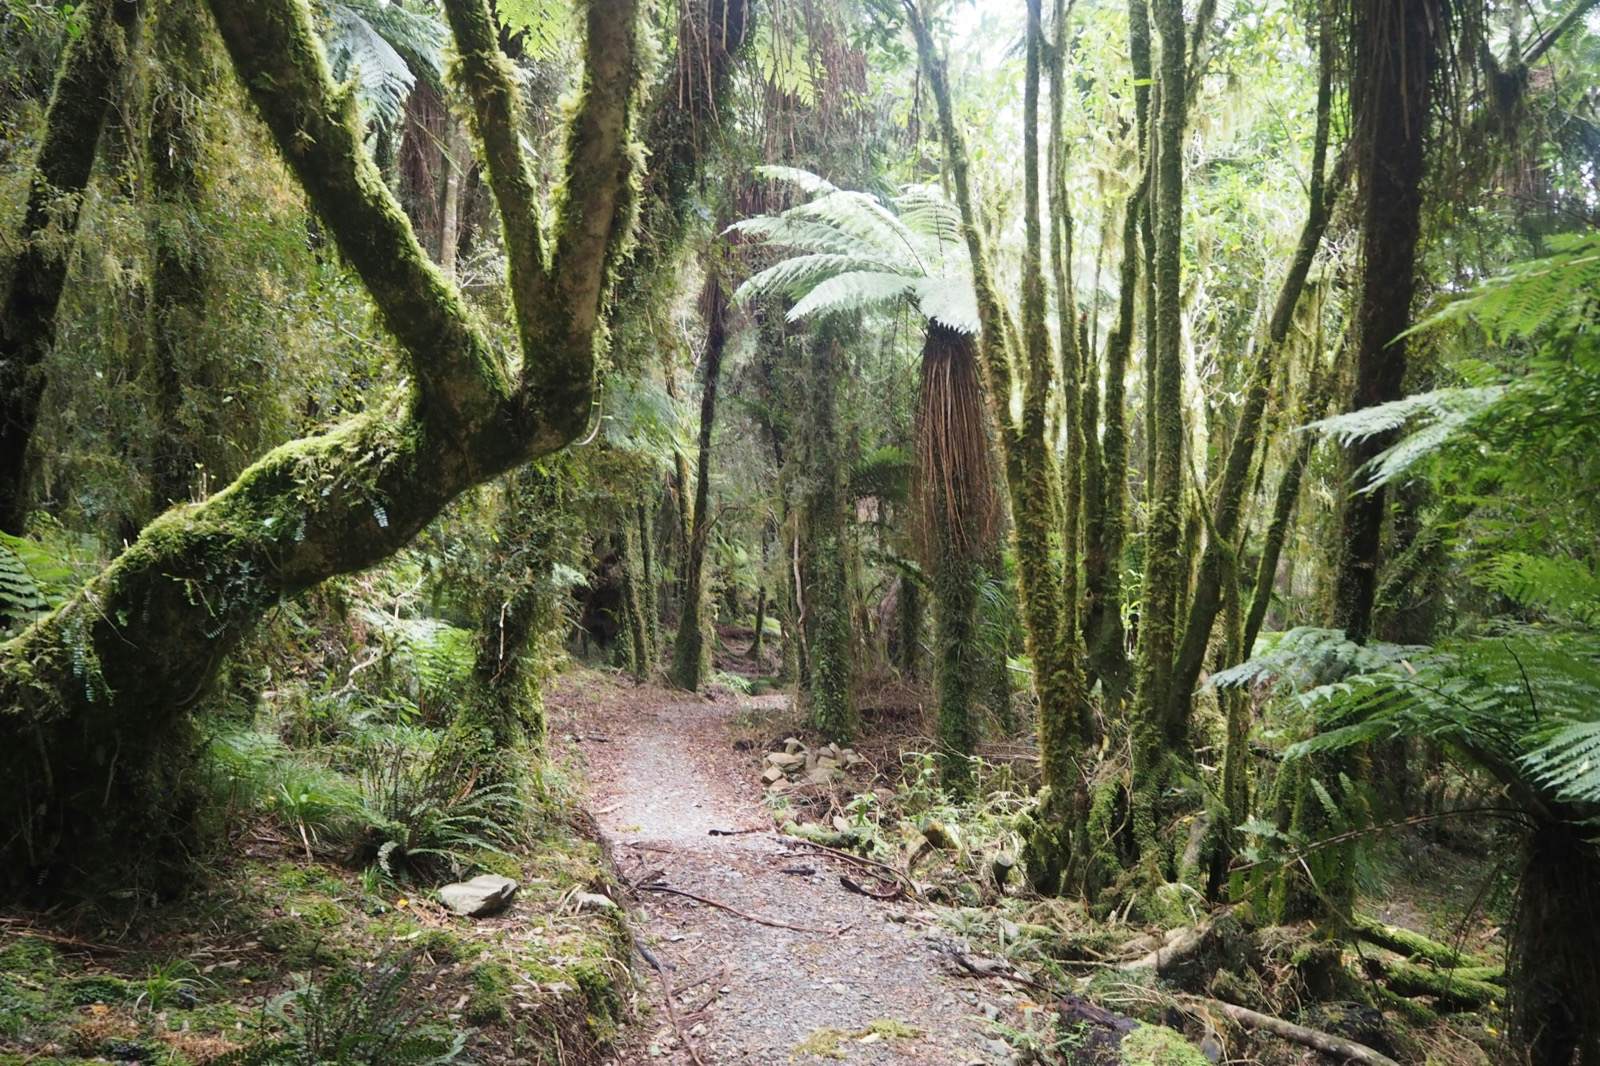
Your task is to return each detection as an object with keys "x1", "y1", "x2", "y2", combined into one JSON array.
[{"x1": 438, "y1": 873, "x2": 519, "y2": 917}]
